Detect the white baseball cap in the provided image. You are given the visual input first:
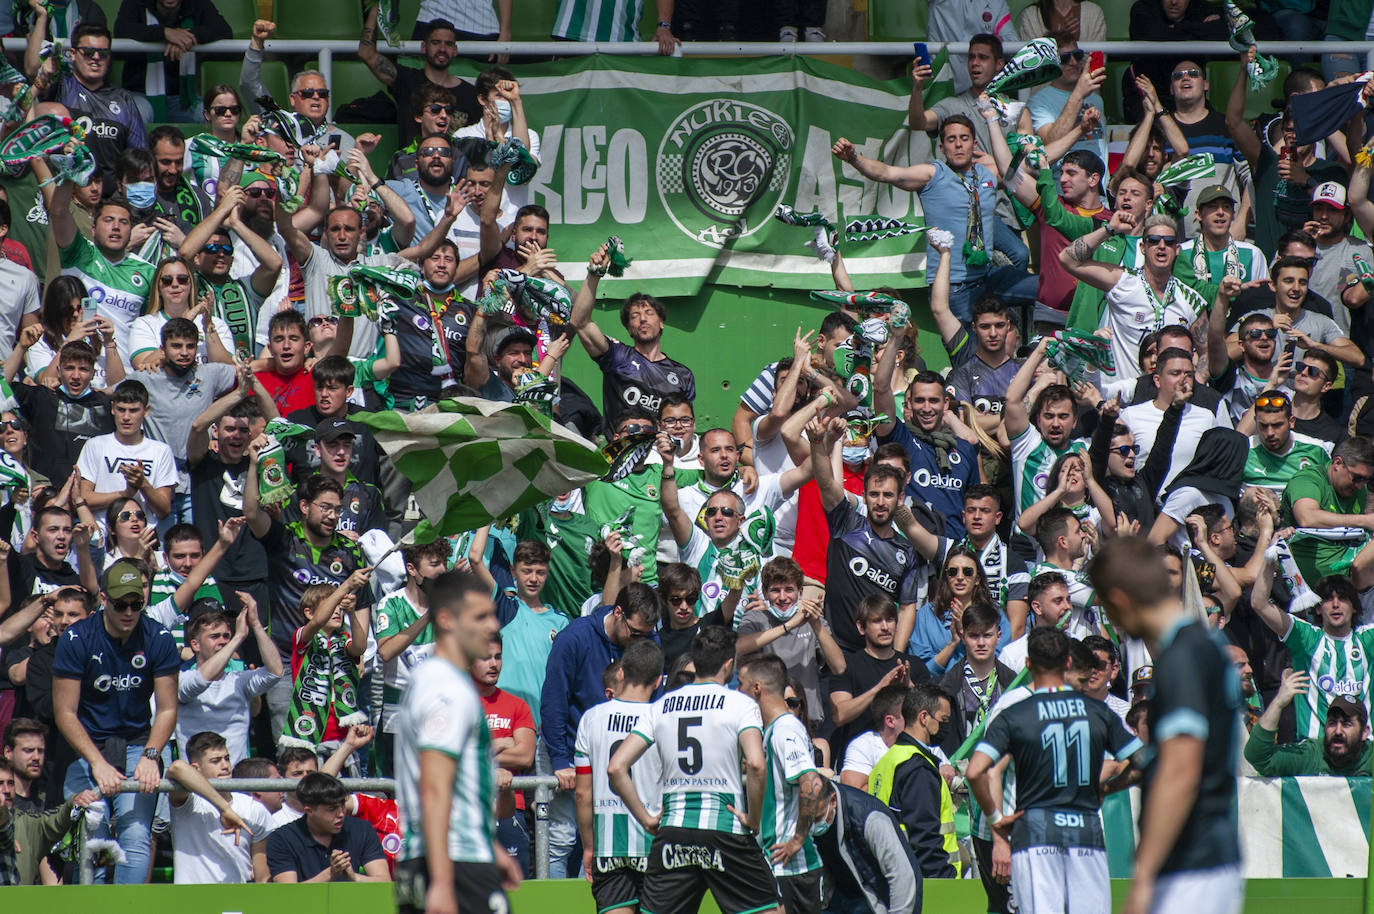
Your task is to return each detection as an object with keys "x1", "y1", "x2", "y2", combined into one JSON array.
[{"x1": 1311, "y1": 181, "x2": 1347, "y2": 210}]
